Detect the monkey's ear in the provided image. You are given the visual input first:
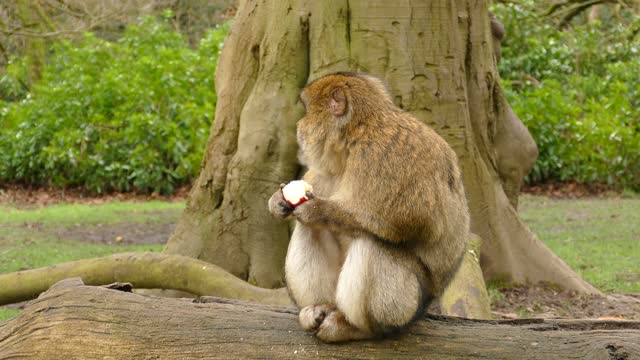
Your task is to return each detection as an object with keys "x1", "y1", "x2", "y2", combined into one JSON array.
[{"x1": 329, "y1": 87, "x2": 348, "y2": 117}]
